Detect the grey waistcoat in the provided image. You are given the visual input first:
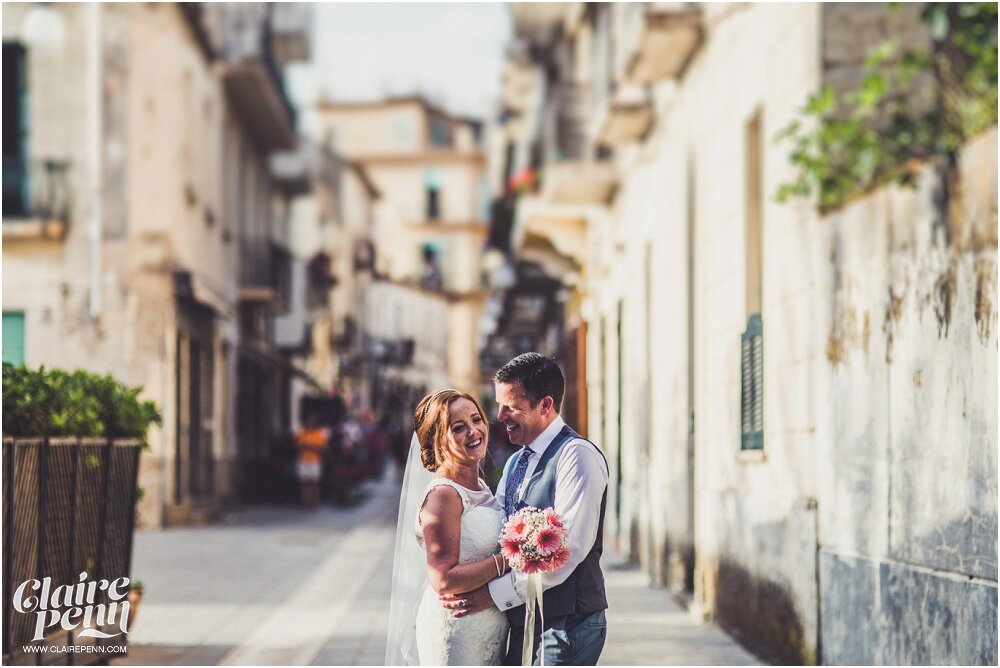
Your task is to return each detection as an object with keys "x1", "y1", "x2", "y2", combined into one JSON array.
[{"x1": 506, "y1": 424, "x2": 609, "y2": 626}]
